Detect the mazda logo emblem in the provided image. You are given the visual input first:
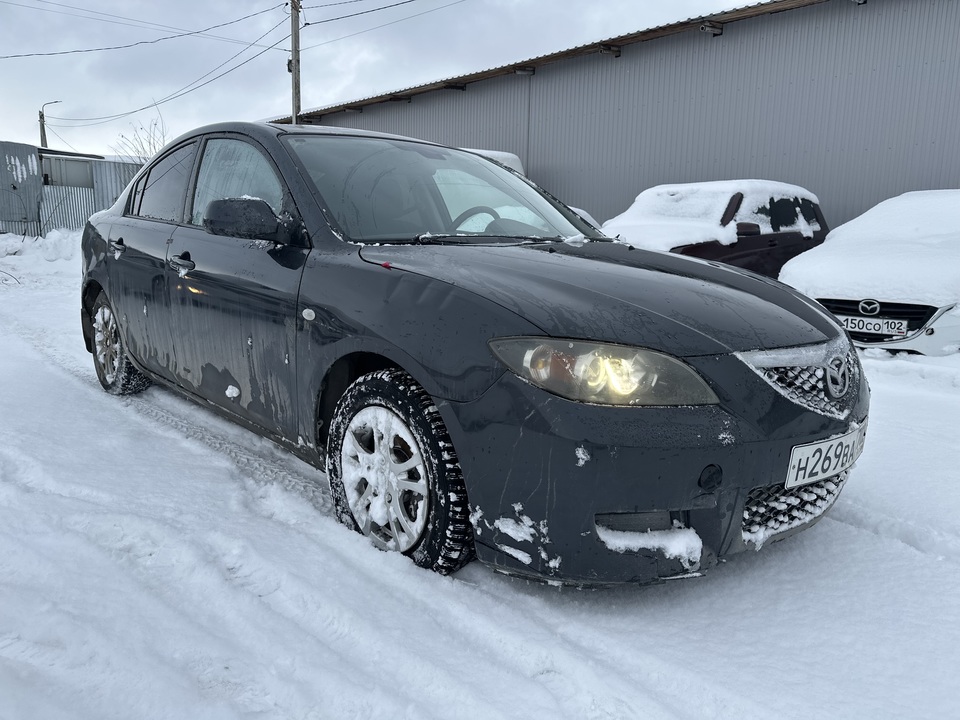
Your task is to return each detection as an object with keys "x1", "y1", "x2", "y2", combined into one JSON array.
[
  {"x1": 859, "y1": 299, "x2": 880, "y2": 316},
  {"x1": 825, "y1": 356, "x2": 850, "y2": 399}
]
